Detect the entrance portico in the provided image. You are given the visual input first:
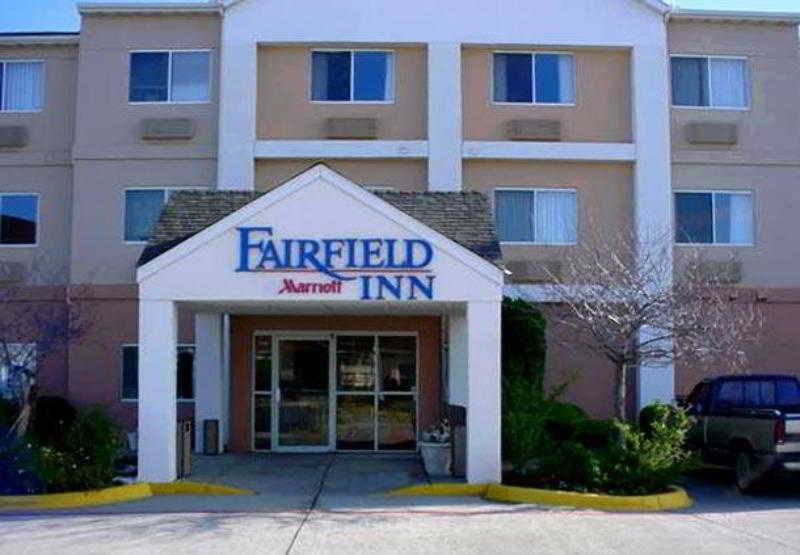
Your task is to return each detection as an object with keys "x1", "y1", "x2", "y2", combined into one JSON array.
[{"x1": 135, "y1": 165, "x2": 504, "y2": 484}]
